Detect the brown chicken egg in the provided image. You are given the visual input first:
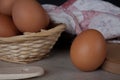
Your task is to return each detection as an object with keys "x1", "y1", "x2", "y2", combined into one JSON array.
[
  {"x1": 0, "y1": 0, "x2": 16, "y2": 15},
  {"x1": 12, "y1": 0, "x2": 50, "y2": 32},
  {"x1": 70, "y1": 29, "x2": 106, "y2": 71},
  {"x1": 0, "y1": 14, "x2": 20, "y2": 37}
]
